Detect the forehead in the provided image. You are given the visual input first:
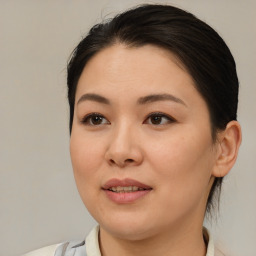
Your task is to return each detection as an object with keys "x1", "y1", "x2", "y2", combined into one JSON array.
[
  {"x1": 76, "y1": 44, "x2": 196, "y2": 98},
  {"x1": 84, "y1": 43, "x2": 186, "y2": 74}
]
